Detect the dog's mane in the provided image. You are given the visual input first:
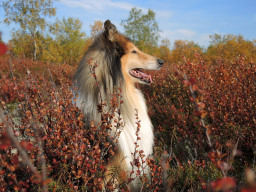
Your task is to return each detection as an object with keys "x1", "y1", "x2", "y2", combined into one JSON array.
[{"x1": 74, "y1": 29, "x2": 127, "y2": 122}]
